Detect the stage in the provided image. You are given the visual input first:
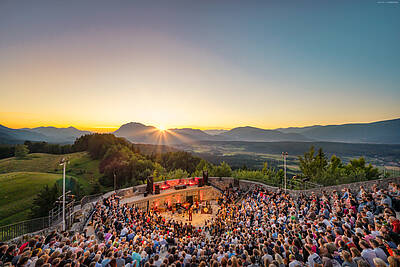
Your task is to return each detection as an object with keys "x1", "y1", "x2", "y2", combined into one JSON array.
[
  {"x1": 160, "y1": 201, "x2": 219, "y2": 227},
  {"x1": 121, "y1": 185, "x2": 221, "y2": 213}
]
